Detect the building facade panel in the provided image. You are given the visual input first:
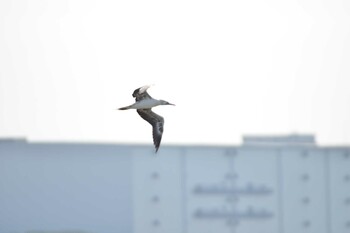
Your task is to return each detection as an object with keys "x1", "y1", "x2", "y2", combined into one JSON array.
[
  {"x1": 0, "y1": 140, "x2": 132, "y2": 233},
  {"x1": 281, "y1": 148, "x2": 328, "y2": 233},
  {"x1": 328, "y1": 149, "x2": 350, "y2": 233},
  {"x1": 185, "y1": 147, "x2": 232, "y2": 233},
  {"x1": 131, "y1": 147, "x2": 183, "y2": 233},
  {"x1": 234, "y1": 147, "x2": 280, "y2": 233}
]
